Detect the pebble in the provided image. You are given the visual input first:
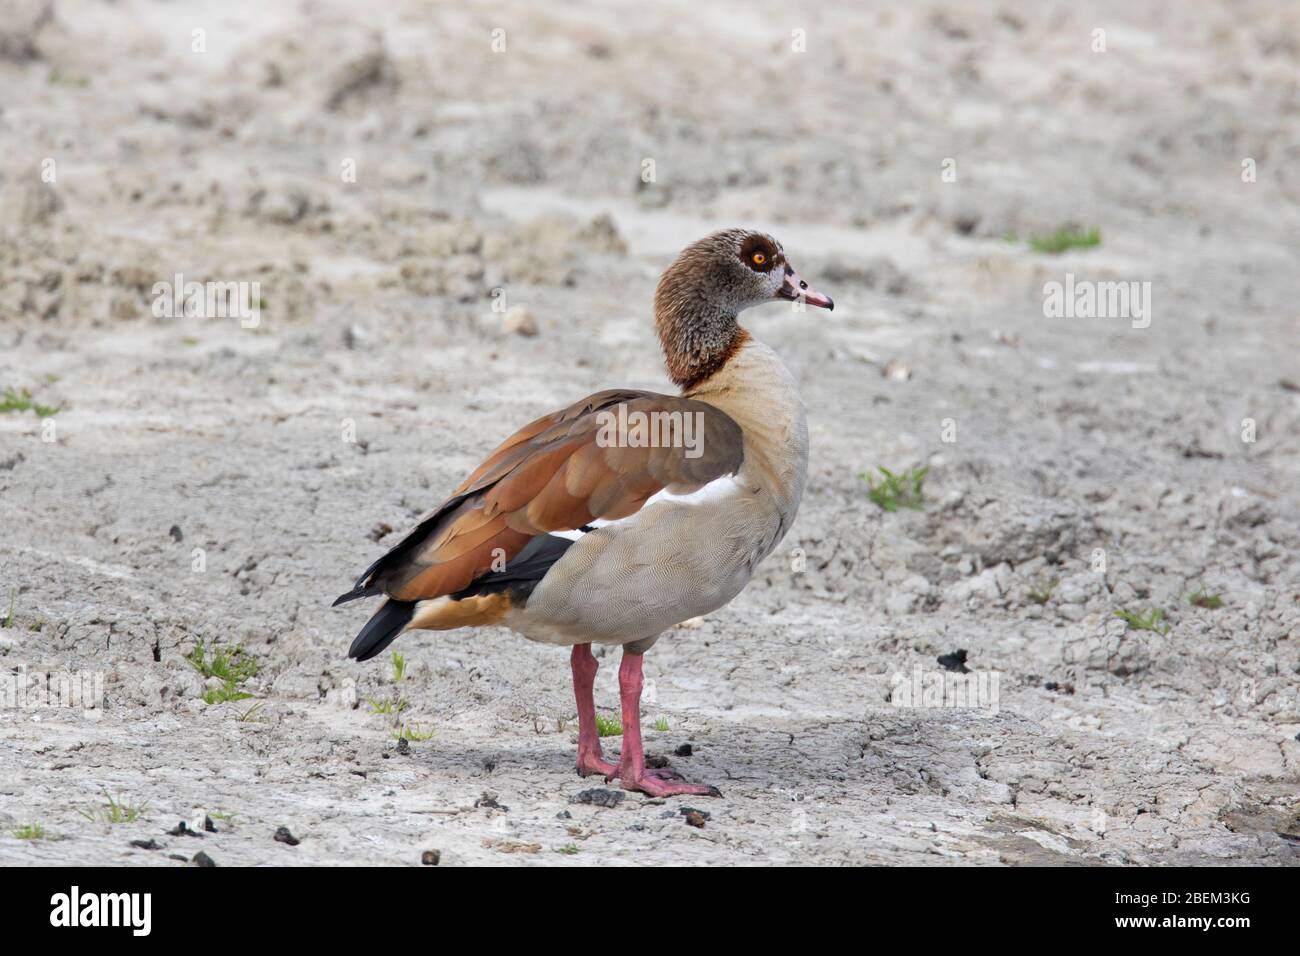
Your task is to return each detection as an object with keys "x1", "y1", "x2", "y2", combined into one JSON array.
[{"x1": 570, "y1": 788, "x2": 624, "y2": 808}]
